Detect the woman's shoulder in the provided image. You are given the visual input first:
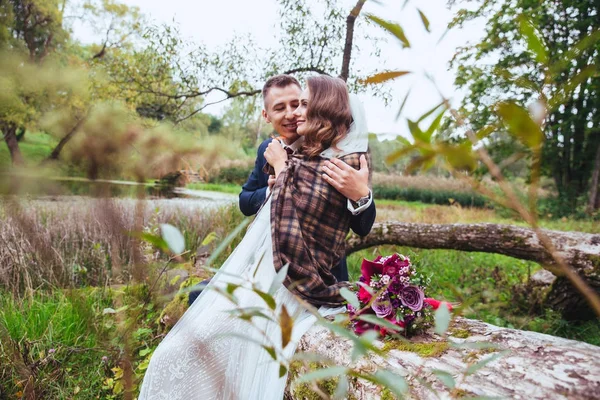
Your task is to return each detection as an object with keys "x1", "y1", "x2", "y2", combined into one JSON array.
[{"x1": 336, "y1": 152, "x2": 365, "y2": 169}]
